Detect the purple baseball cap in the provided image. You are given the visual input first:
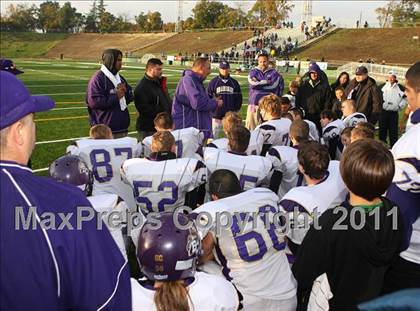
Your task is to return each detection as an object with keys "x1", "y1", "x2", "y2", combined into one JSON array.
[
  {"x1": 0, "y1": 71, "x2": 55, "y2": 130},
  {"x1": 0, "y1": 59, "x2": 24, "y2": 75},
  {"x1": 219, "y1": 60, "x2": 230, "y2": 69}
]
